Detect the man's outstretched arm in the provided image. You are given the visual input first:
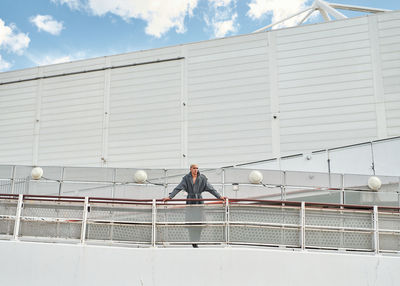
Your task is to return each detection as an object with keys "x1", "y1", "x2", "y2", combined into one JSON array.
[
  {"x1": 162, "y1": 177, "x2": 187, "y2": 202},
  {"x1": 205, "y1": 181, "x2": 226, "y2": 200}
]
